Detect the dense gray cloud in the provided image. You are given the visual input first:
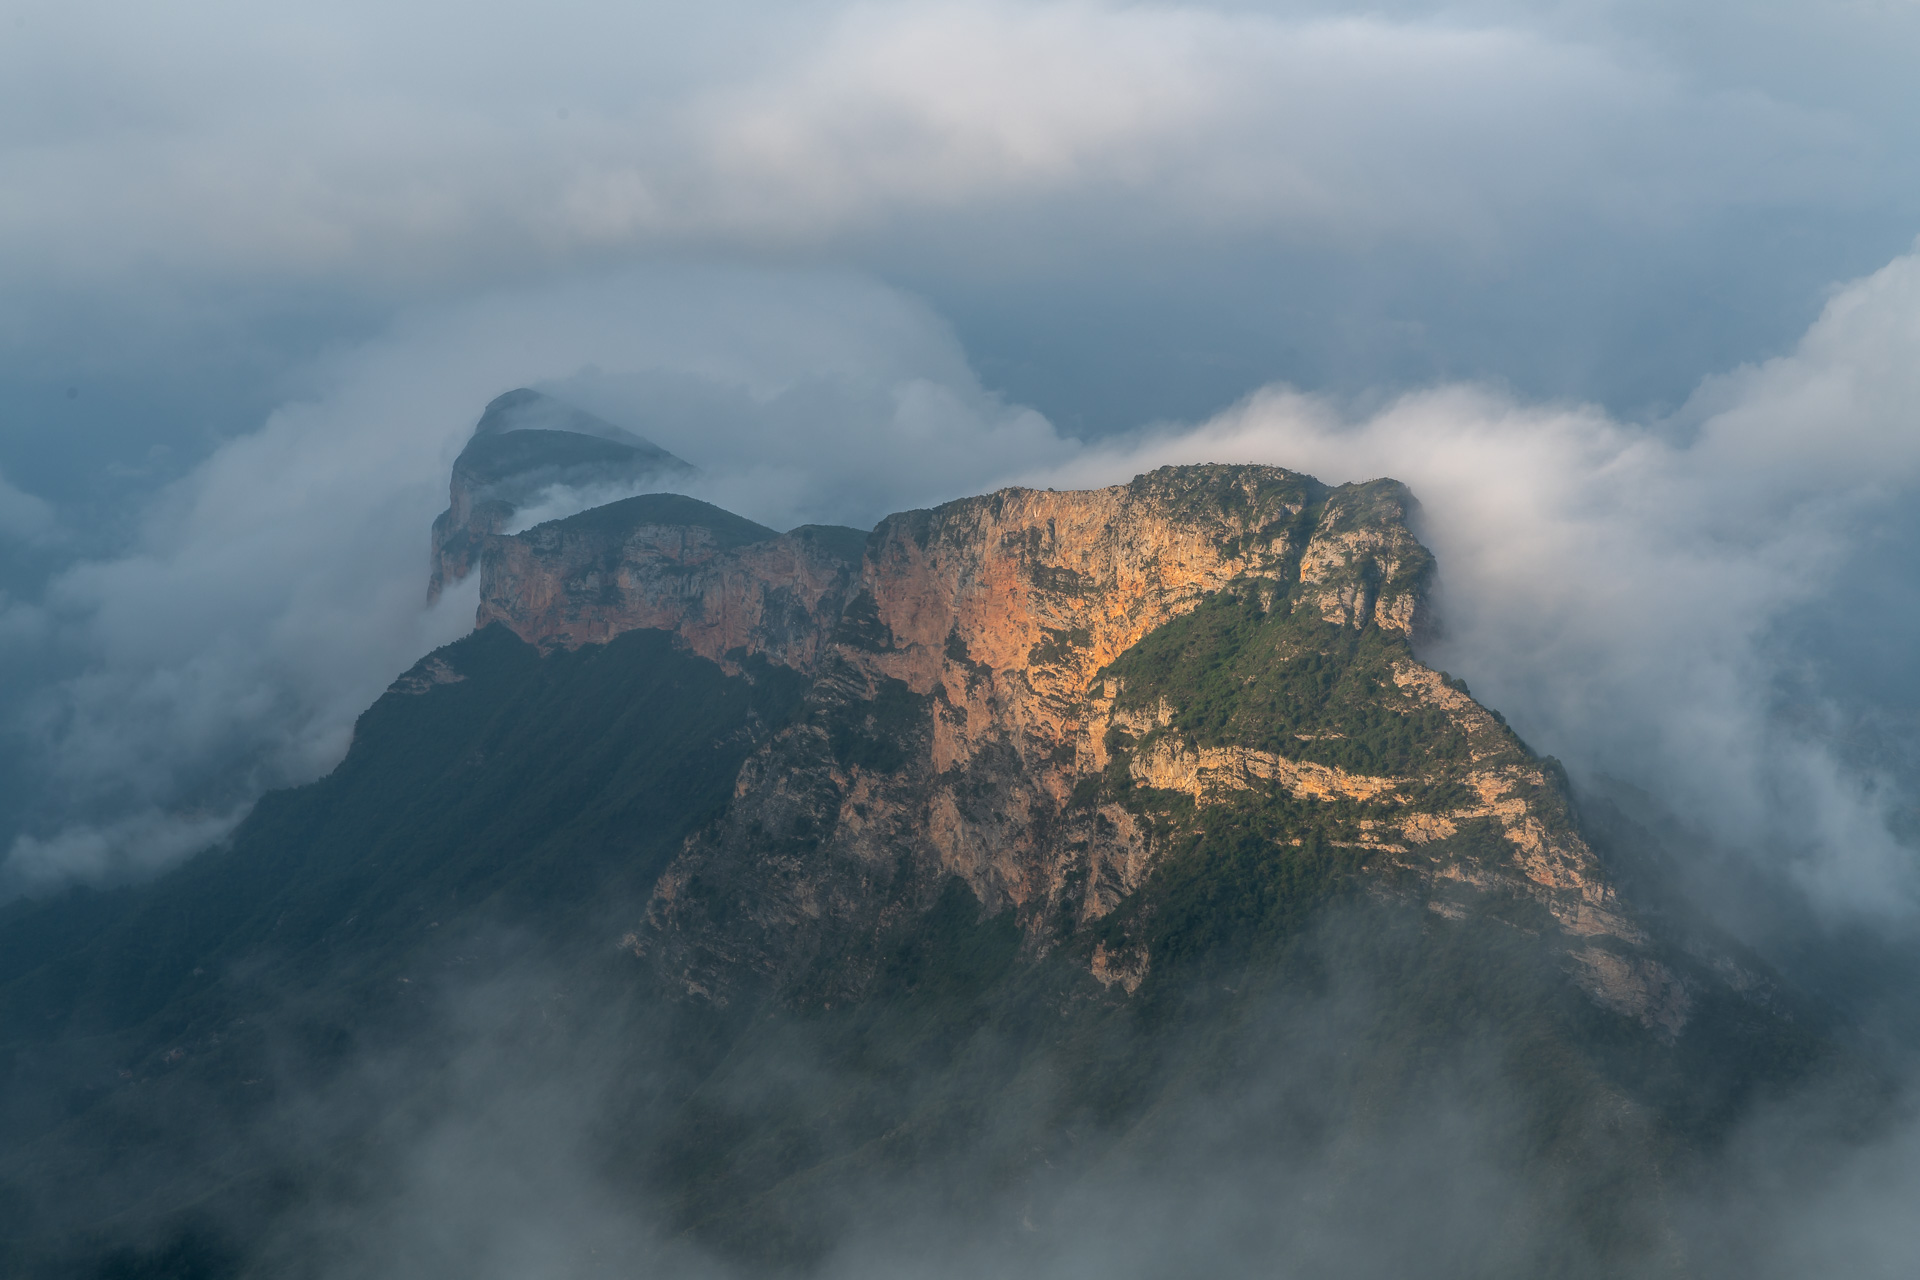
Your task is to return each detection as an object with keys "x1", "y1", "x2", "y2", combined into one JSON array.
[
  {"x1": 5, "y1": 0, "x2": 1919, "y2": 492},
  {"x1": 0, "y1": 469, "x2": 54, "y2": 544},
  {"x1": 0, "y1": 1, "x2": 1866, "y2": 284}
]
